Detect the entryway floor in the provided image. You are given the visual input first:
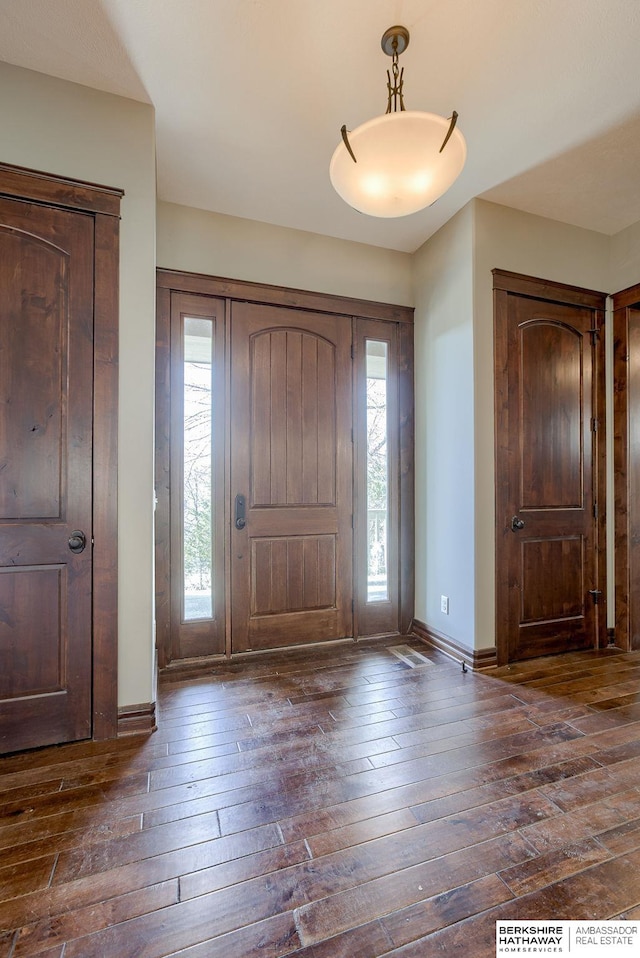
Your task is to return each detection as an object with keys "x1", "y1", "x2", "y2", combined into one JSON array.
[{"x1": 1, "y1": 639, "x2": 640, "y2": 955}]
